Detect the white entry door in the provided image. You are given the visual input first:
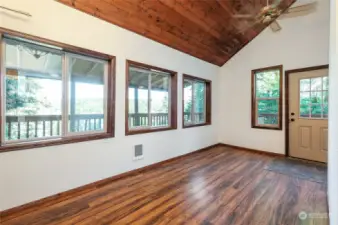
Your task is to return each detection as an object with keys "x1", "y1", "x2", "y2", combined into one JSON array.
[{"x1": 289, "y1": 68, "x2": 328, "y2": 163}]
